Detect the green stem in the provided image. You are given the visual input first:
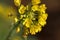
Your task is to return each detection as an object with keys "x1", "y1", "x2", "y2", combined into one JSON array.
[{"x1": 6, "y1": 20, "x2": 20, "y2": 40}]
